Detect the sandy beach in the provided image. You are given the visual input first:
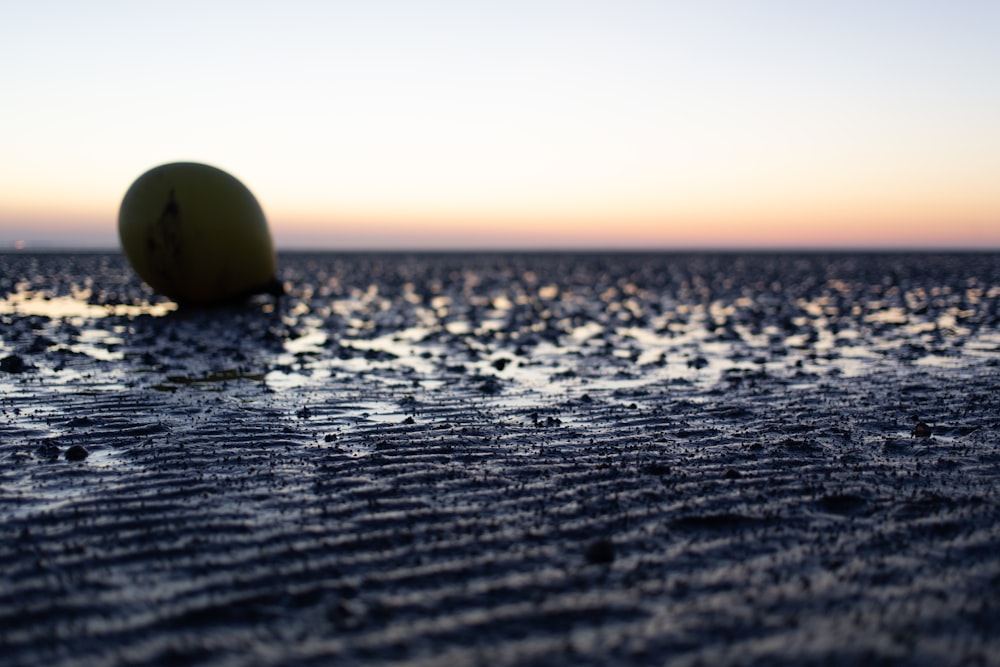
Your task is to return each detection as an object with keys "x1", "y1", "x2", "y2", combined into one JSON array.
[{"x1": 1, "y1": 251, "x2": 998, "y2": 666}]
